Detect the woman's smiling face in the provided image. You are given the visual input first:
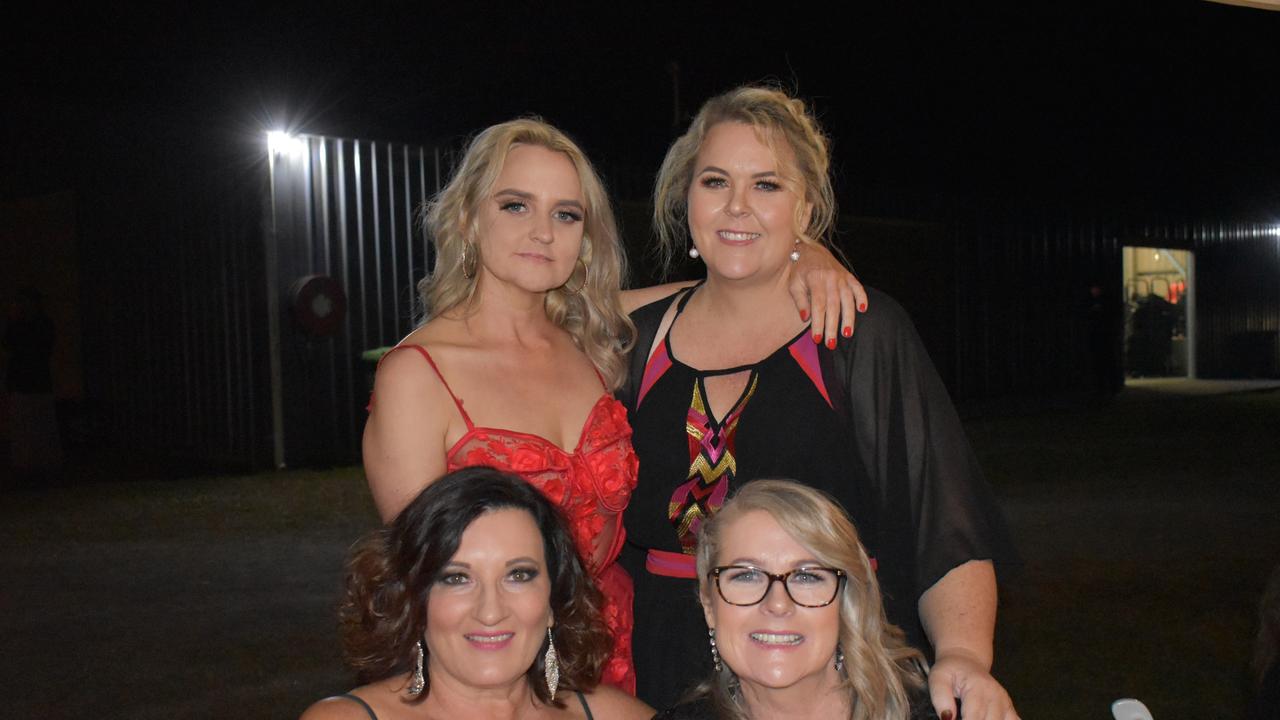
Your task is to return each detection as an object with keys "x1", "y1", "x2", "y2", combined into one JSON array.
[
  {"x1": 701, "y1": 509, "x2": 843, "y2": 695},
  {"x1": 685, "y1": 122, "x2": 811, "y2": 284},
  {"x1": 424, "y1": 508, "x2": 553, "y2": 691}
]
